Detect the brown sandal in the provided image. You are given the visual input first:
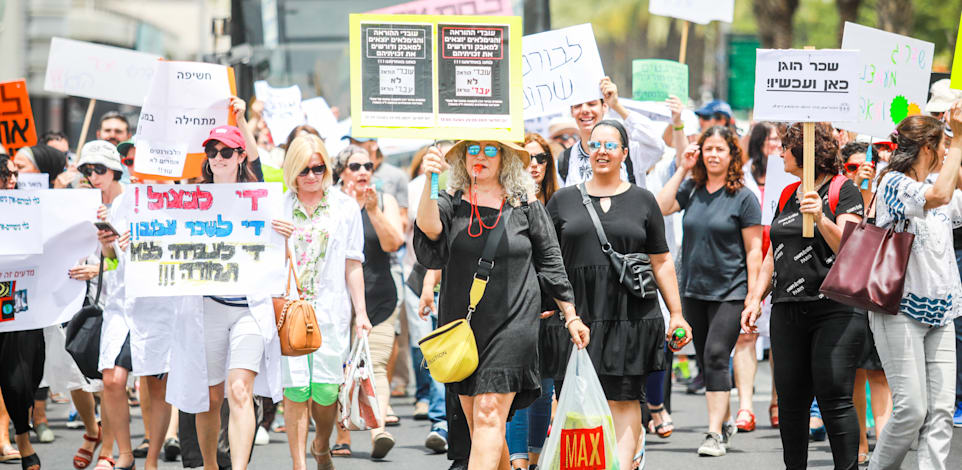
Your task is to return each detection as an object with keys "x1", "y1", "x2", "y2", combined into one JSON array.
[{"x1": 311, "y1": 439, "x2": 335, "y2": 470}]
